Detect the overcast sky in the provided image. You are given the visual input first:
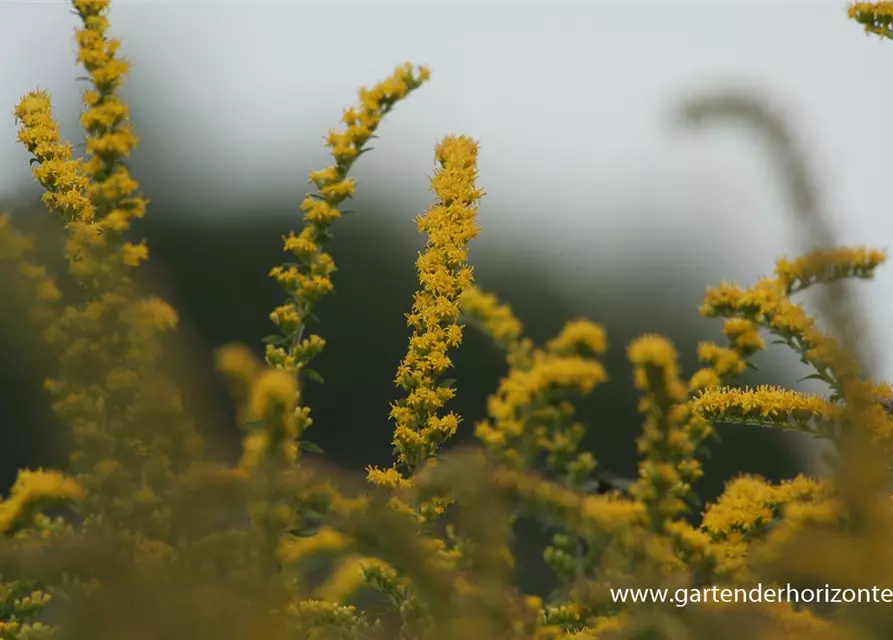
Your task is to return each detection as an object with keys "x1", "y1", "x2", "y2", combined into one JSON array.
[{"x1": 2, "y1": 0, "x2": 893, "y2": 380}]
